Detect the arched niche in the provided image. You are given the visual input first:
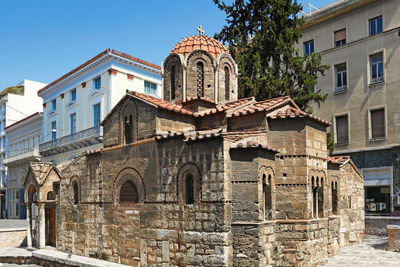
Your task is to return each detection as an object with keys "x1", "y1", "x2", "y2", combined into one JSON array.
[
  {"x1": 119, "y1": 101, "x2": 137, "y2": 145},
  {"x1": 259, "y1": 166, "x2": 275, "y2": 220},
  {"x1": 113, "y1": 168, "x2": 145, "y2": 205},
  {"x1": 177, "y1": 163, "x2": 202, "y2": 204},
  {"x1": 26, "y1": 183, "x2": 38, "y2": 203},
  {"x1": 217, "y1": 54, "x2": 238, "y2": 103}
]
